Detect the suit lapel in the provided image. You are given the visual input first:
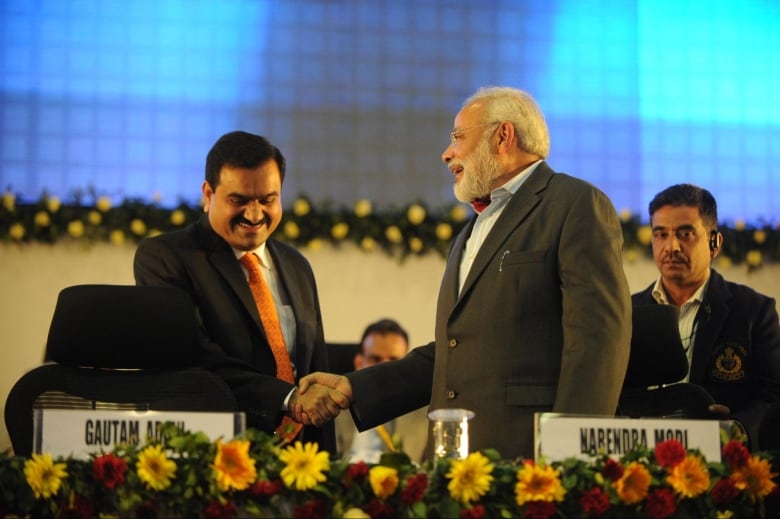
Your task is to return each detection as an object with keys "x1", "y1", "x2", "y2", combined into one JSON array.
[
  {"x1": 456, "y1": 164, "x2": 552, "y2": 305},
  {"x1": 690, "y1": 271, "x2": 731, "y2": 382}
]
